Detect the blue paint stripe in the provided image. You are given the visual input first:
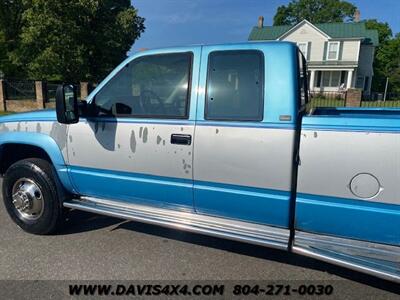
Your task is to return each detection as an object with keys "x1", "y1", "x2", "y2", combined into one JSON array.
[
  {"x1": 67, "y1": 165, "x2": 290, "y2": 227},
  {"x1": 296, "y1": 193, "x2": 400, "y2": 246},
  {"x1": 194, "y1": 180, "x2": 290, "y2": 197},
  {"x1": 302, "y1": 125, "x2": 400, "y2": 133},
  {"x1": 68, "y1": 165, "x2": 192, "y2": 186},
  {"x1": 68, "y1": 165, "x2": 194, "y2": 210},
  {"x1": 0, "y1": 119, "x2": 57, "y2": 123},
  {"x1": 80, "y1": 117, "x2": 195, "y2": 125},
  {"x1": 194, "y1": 180, "x2": 291, "y2": 227},
  {"x1": 303, "y1": 115, "x2": 400, "y2": 133},
  {"x1": 195, "y1": 121, "x2": 295, "y2": 129}
]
